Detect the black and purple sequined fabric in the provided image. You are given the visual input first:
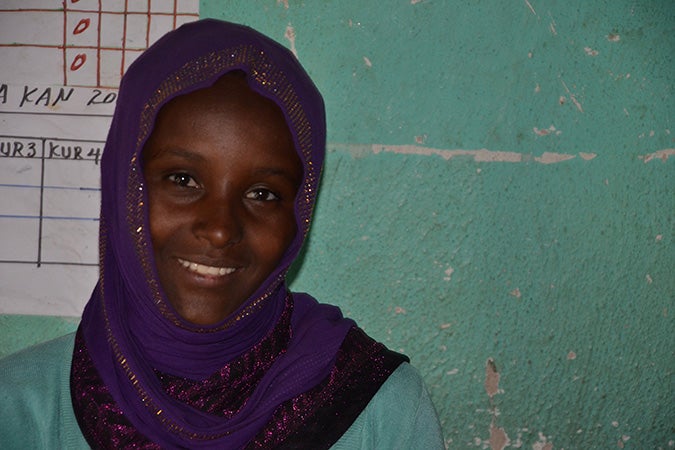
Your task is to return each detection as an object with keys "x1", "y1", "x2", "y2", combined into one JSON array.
[
  {"x1": 71, "y1": 329, "x2": 159, "y2": 449},
  {"x1": 246, "y1": 327, "x2": 408, "y2": 449},
  {"x1": 71, "y1": 306, "x2": 407, "y2": 449},
  {"x1": 155, "y1": 297, "x2": 293, "y2": 418}
]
